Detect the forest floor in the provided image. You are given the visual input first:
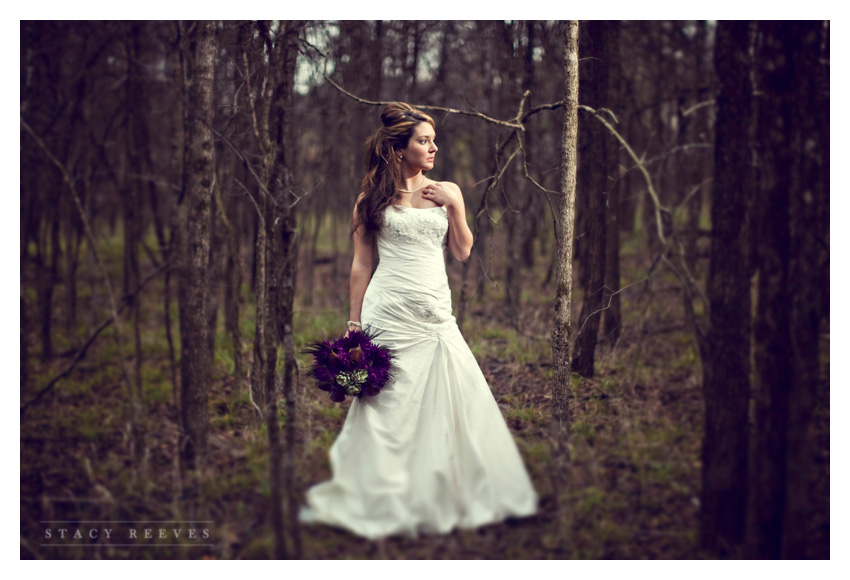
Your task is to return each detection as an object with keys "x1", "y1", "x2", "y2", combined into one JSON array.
[{"x1": 19, "y1": 222, "x2": 830, "y2": 559}]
